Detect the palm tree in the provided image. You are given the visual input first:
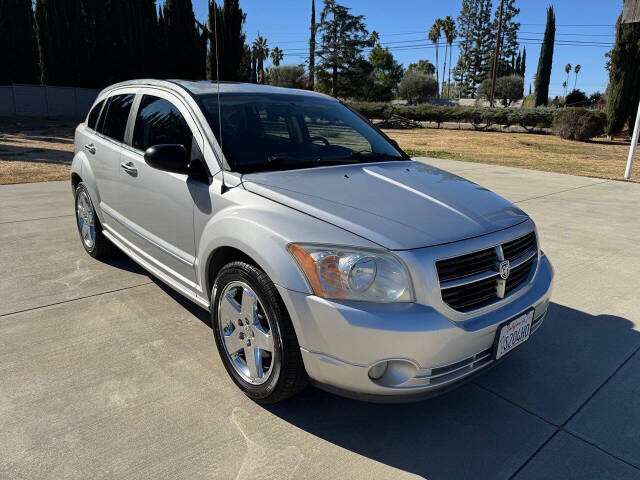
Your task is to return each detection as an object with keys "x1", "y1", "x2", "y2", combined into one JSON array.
[
  {"x1": 428, "y1": 19, "x2": 443, "y2": 98},
  {"x1": 369, "y1": 30, "x2": 380, "y2": 47},
  {"x1": 564, "y1": 63, "x2": 572, "y2": 96},
  {"x1": 252, "y1": 35, "x2": 269, "y2": 83},
  {"x1": 270, "y1": 46, "x2": 283, "y2": 67},
  {"x1": 574, "y1": 64, "x2": 581, "y2": 90},
  {"x1": 562, "y1": 81, "x2": 567, "y2": 98},
  {"x1": 441, "y1": 16, "x2": 456, "y2": 98}
]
